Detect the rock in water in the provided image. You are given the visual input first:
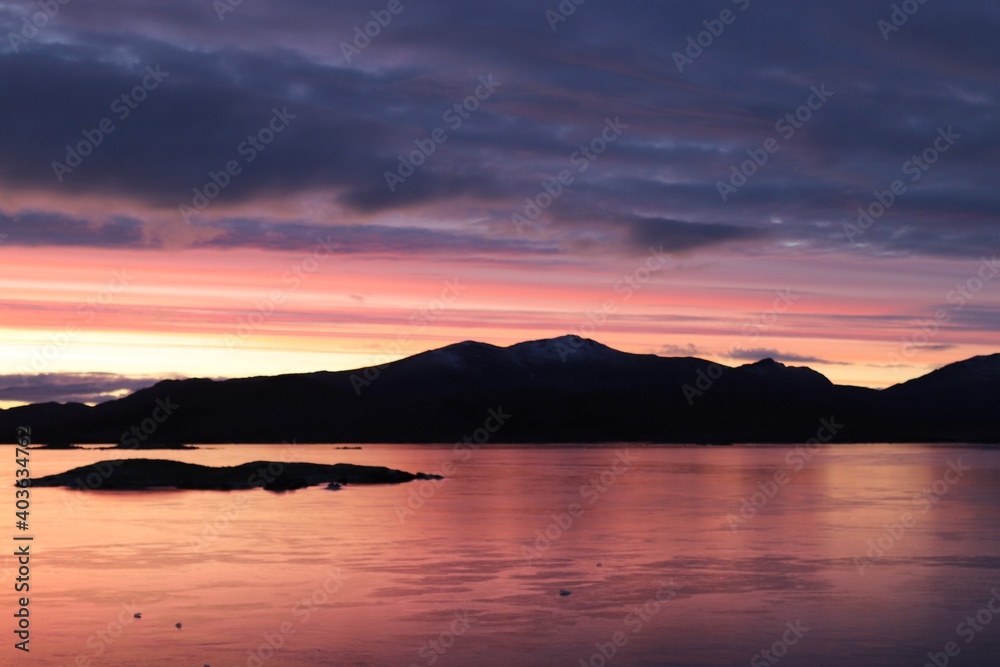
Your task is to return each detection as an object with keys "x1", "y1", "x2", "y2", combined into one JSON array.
[
  {"x1": 263, "y1": 477, "x2": 310, "y2": 492},
  {"x1": 31, "y1": 459, "x2": 444, "y2": 491}
]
